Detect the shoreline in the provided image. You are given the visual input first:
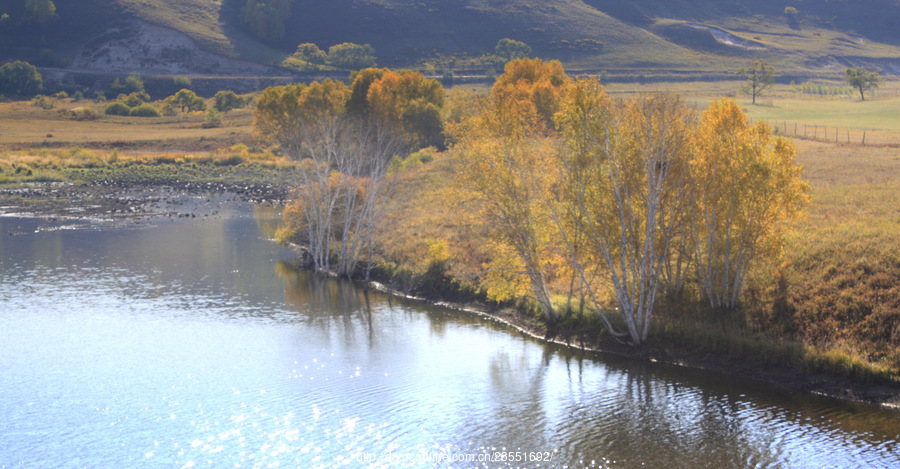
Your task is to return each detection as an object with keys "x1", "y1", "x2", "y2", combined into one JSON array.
[
  {"x1": 3, "y1": 180, "x2": 899, "y2": 411},
  {"x1": 0, "y1": 180, "x2": 289, "y2": 225},
  {"x1": 365, "y1": 281, "x2": 900, "y2": 412}
]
